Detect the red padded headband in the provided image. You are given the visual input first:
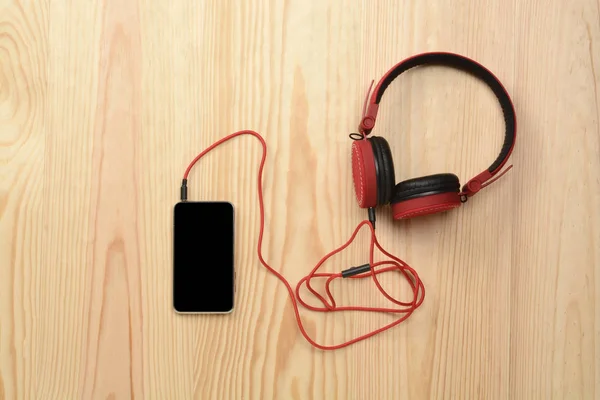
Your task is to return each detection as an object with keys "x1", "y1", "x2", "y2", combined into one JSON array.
[{"x1": 356, "y1": 52, "x2": 517, "y2": 198}]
